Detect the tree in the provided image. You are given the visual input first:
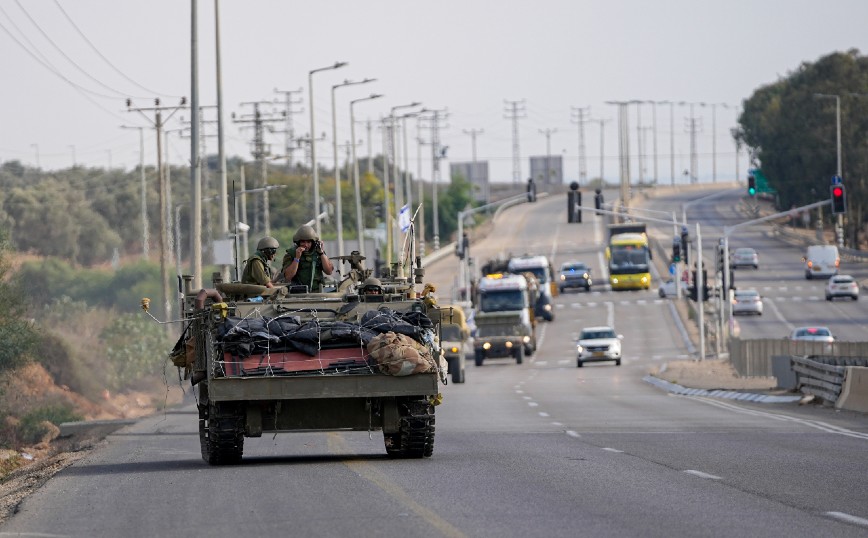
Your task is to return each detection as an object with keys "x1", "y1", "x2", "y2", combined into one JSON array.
[
  {"x1": 0, "y1": 230, "x2": 39, "y2": 375},
  {"x1": 737, "y1": 50, "x2": 868, "y2": 243}
]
